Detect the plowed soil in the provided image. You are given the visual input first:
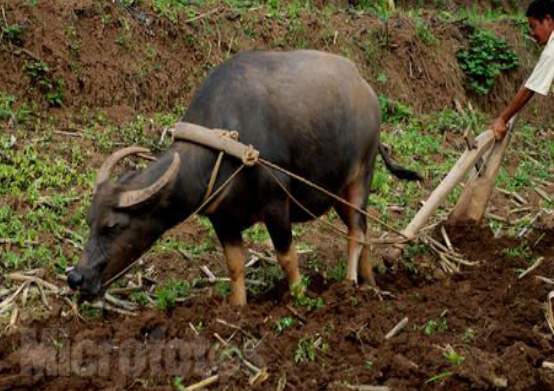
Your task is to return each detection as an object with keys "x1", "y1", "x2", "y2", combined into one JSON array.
[
  {"x1": 1, "y1": 222, "x2": 553, "y2": 391},
  {"x1": 1, "y1": 1, "x2": 554, "y2": 390}
]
